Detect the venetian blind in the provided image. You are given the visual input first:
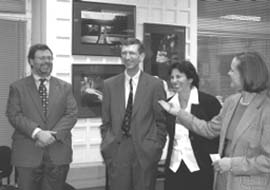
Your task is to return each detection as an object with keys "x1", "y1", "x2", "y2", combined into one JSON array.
[
  {"x1": 197, "y1": 0, "x2": 270, "y2": 98},
  {"x1": 0, "y1": 19, "x2": 26, "y2": 146}
]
